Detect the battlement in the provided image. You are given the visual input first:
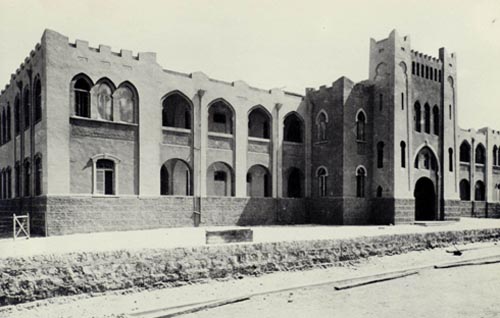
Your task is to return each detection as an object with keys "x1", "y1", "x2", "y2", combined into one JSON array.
[{"x1": 0, "y1": 42, "x2": 42, "y2": 96}]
